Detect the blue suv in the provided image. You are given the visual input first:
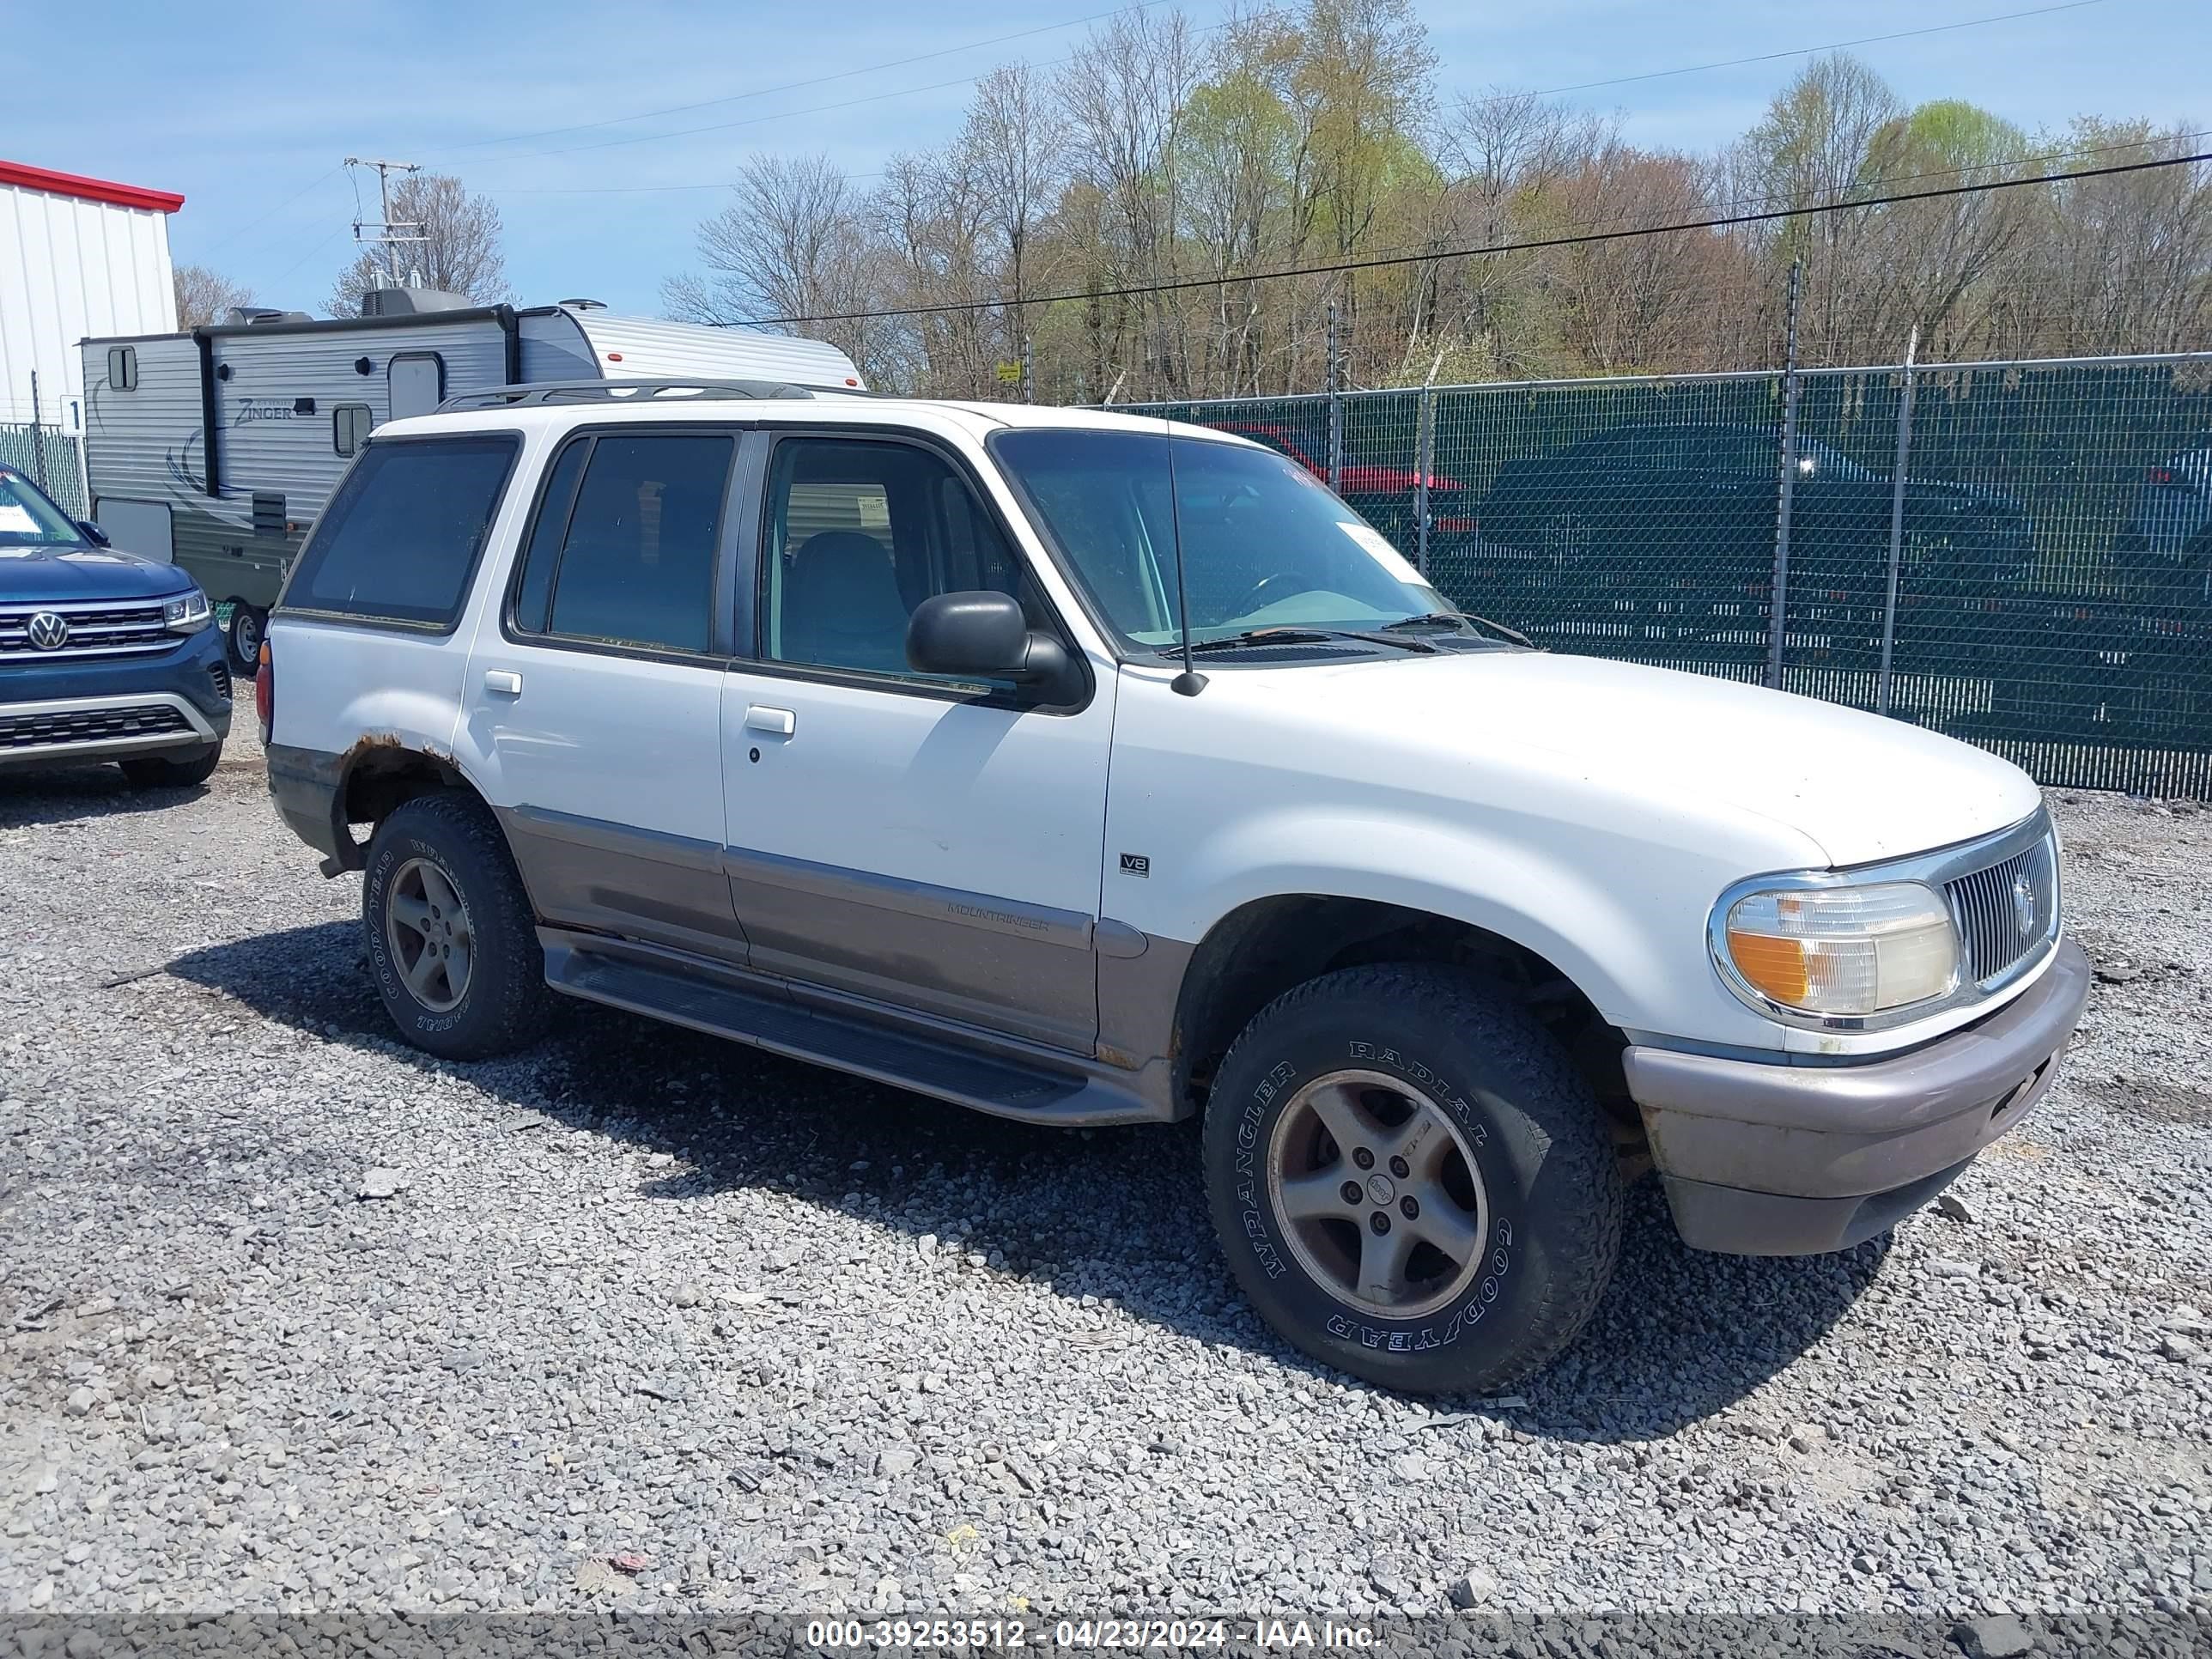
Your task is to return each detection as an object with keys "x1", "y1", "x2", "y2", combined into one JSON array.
[{"x1": 1, "y1": 465, "x2": 231, "y2": 787}]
